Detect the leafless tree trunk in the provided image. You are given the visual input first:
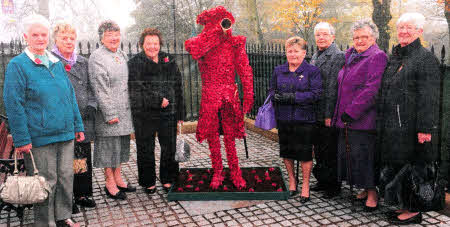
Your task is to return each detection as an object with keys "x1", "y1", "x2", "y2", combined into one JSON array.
[
  {"x1": 372, "y1": 0, "x2": 392, "y2": 52},
  {"x1": 446, "y1": 0, "x2": 450, "y2": 63}
]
